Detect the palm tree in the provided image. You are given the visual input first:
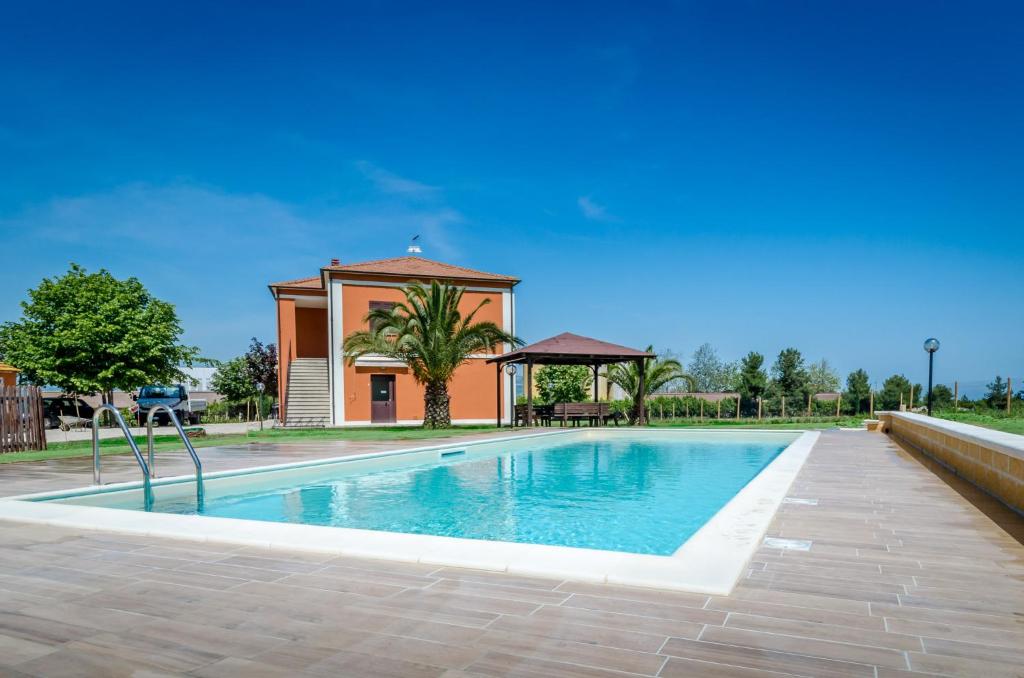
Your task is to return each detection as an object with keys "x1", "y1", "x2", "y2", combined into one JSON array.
[
  {"x1": 606, "y1": 347, "x2": 694, "y2": 424},
  {"x1": 343, "y1": 281, "x2": 521, "y2": 428}
]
